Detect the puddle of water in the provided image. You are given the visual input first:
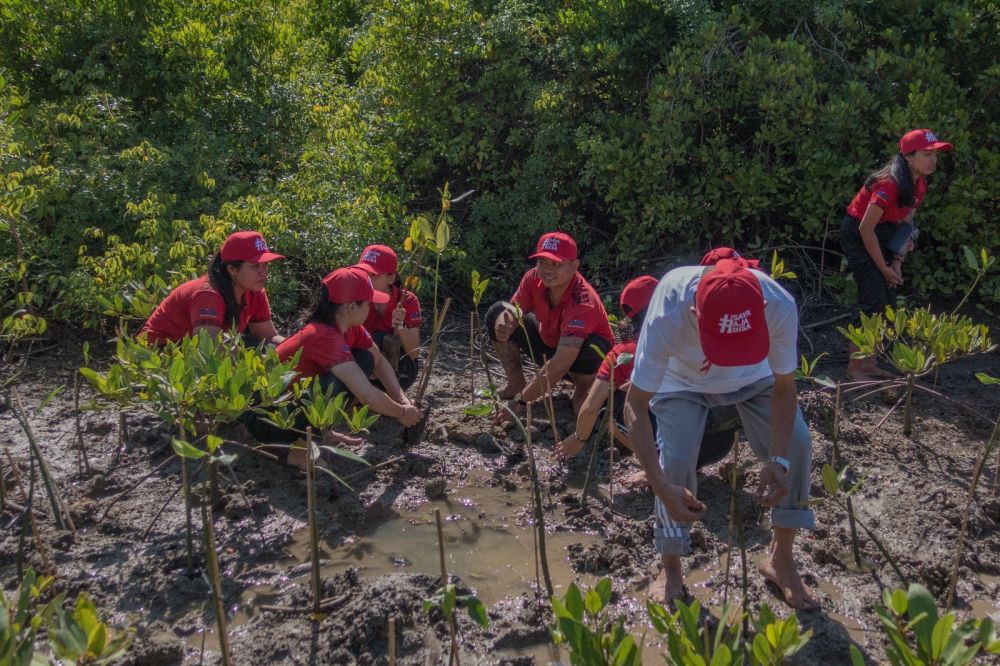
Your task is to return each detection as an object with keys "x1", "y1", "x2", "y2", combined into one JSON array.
[
  {"x1": 828, "y1": 612, "x2": 867, "y2": 645},
  {"x1": 815, "y1": 578, "x2": 843, "y2": 603}
]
